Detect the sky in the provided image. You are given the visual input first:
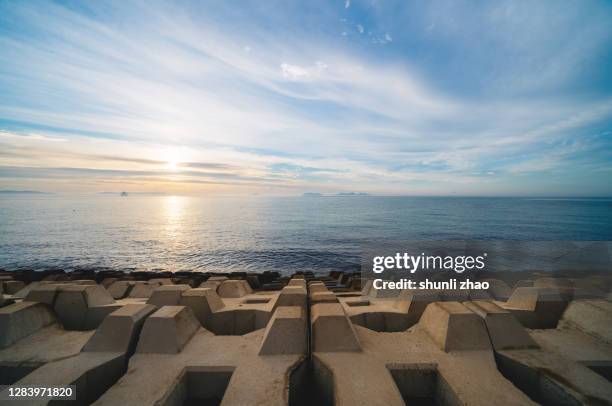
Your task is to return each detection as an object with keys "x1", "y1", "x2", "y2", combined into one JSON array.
[{"x1": 0, "y1": 0, "x2": 611, "y2": 196}]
